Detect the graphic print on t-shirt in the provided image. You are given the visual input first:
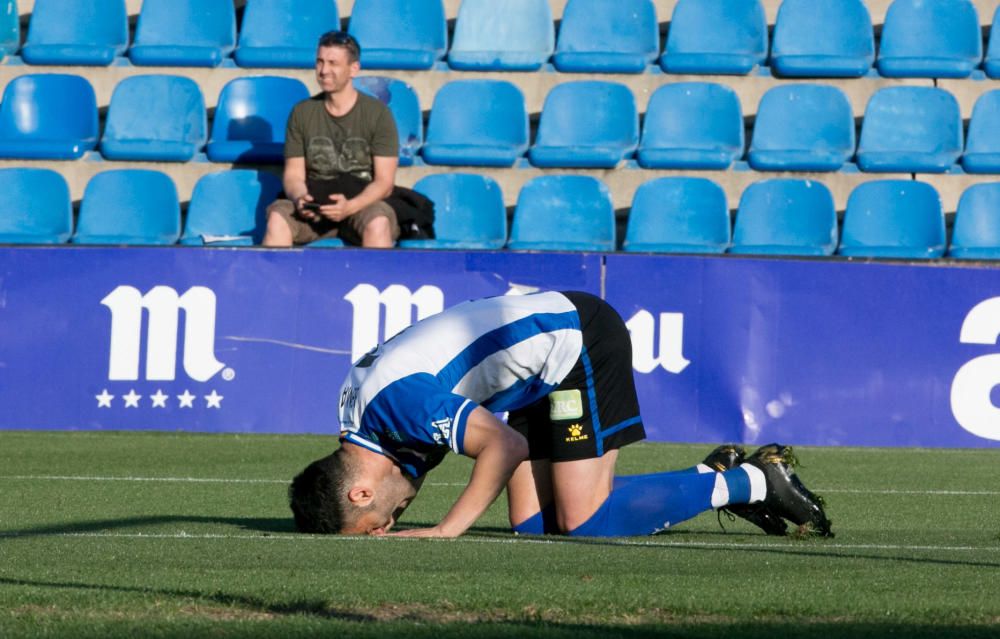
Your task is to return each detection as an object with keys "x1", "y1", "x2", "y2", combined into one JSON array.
[{"x1": 306, "y1": 135, "x2": 373, "y2": 182}]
